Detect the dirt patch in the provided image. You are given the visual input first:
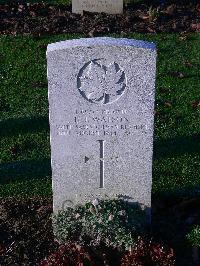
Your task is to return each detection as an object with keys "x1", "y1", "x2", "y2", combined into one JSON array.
[
  {"x1": 0, "y1": 197, "x2": 57, "y2": 265},
  {"x1": 0, "y1": 196, "x2": 200, "y2": 265},
  {"x1": 0, "y1": 1, "x2": 199, "y2": 36}
]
